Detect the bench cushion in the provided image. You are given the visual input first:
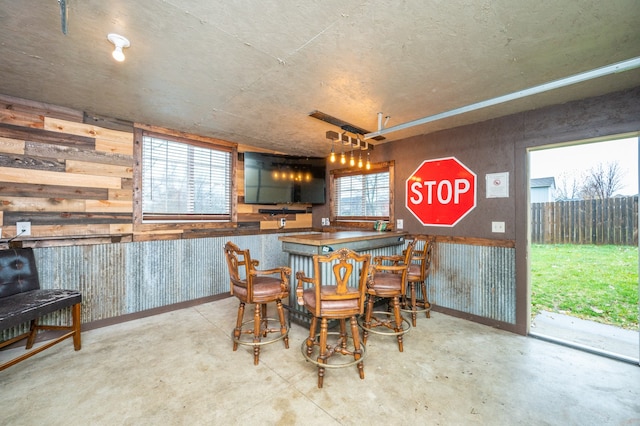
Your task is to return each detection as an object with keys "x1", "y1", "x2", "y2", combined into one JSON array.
[
  {"x1": 0, "y1": 289, "x2": 82, "y2": 330},
  {"x1": 0, "y1": 248, "x2": 40, "y2": 298}
]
